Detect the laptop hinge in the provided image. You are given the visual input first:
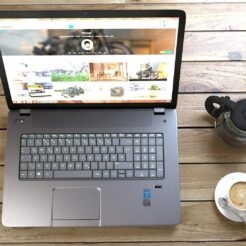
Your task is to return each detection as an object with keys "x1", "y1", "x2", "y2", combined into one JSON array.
[
  {"x1": 153, "y1": 107, "x2": 165, "y2": 115},
  {"x1": 19, "y1": 109, "x2": 31, "y2": 116}
]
